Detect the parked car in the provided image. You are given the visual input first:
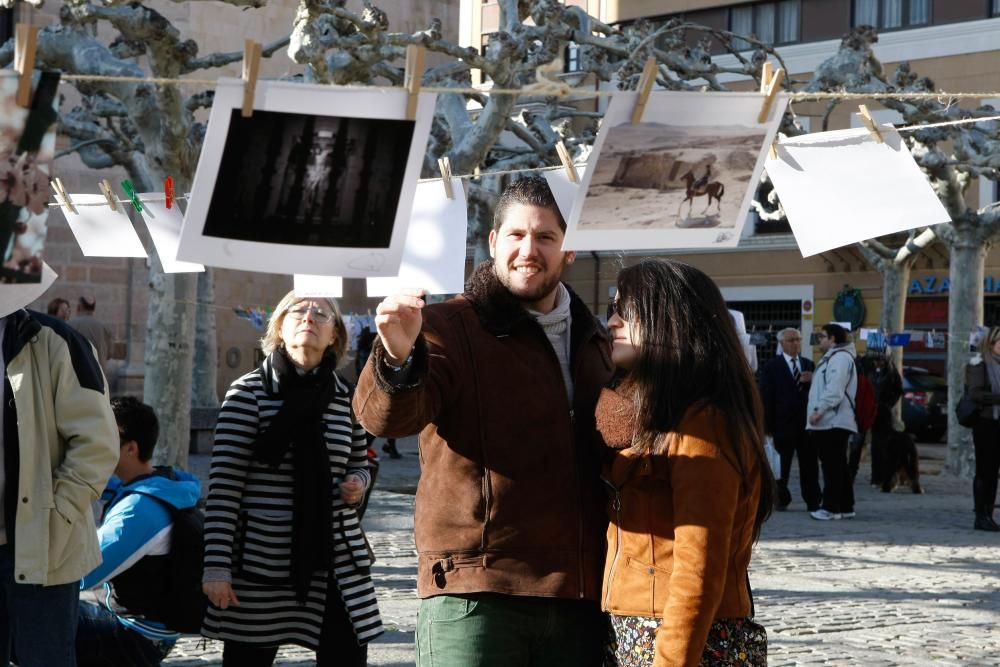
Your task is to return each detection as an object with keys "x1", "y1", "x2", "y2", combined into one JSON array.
[{"x1": 901, "y1": 366, "x2": 947, "y2": 442}]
